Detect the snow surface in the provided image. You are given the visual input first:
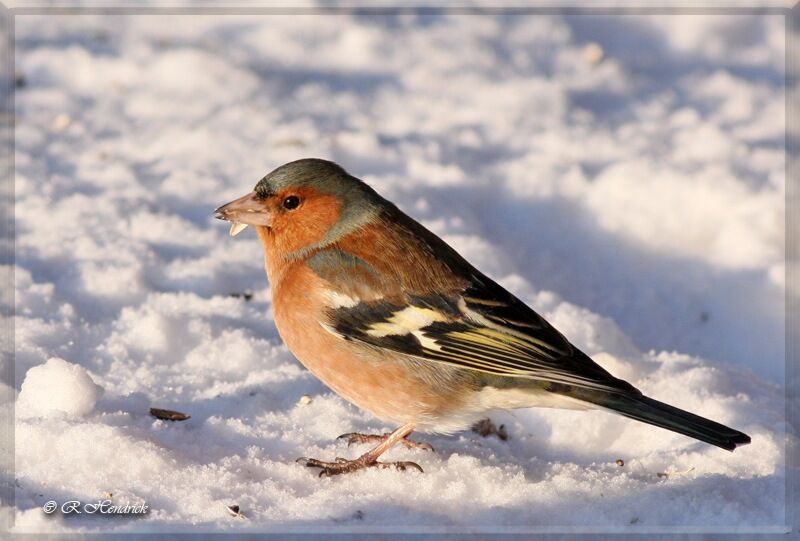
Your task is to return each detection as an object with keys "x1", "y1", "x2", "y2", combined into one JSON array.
[{"x1": 8, "y1": 9, "x2": 787, "y2": 534}]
